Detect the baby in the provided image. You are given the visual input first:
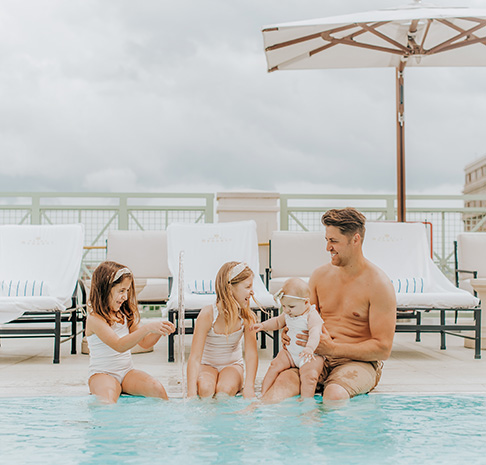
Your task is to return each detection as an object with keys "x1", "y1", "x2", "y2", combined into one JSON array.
[{"x1": 252, "y1": 278, "x2": 324, "y2": 399}]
